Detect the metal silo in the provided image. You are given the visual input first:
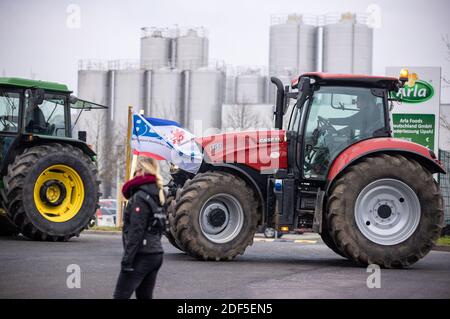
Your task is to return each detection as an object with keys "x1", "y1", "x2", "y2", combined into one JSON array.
[
  {"x1": 322, "y1": 13, "x2": 373, "y2": 74},
  {"x1": 186, "y1": 68, "x2": 224, "y2": 135},
  {"x1": 297, "y1": 23, "x2": 317, "y2": 74},
  {"x1": 352, "y1": 22, "x2": 373, "y2": 74},
  {"x1": 76, "y1": 61, "x2": 111, "y2": 148},
  {"x1": 224, "y1": 75, "x2": 236, "y2": 104},
  {"x1": 148, "y1": 68, "x2": 183, "y2": 123},
  {"x1": 140, "y1": 27, "x2": 172, "y2": 70},
  {"x1": 176, "y1": 28, "x2": 209, "y2": 71},
  {"x1": 235, "y1": 69, "x2": 267, "y2": 104},
  {"x1": 269, "y1": 14, "x2": 317, "y2": 76},
  {"x1": 111, "y1": 68, "x2": 146, "y2": 136}
]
